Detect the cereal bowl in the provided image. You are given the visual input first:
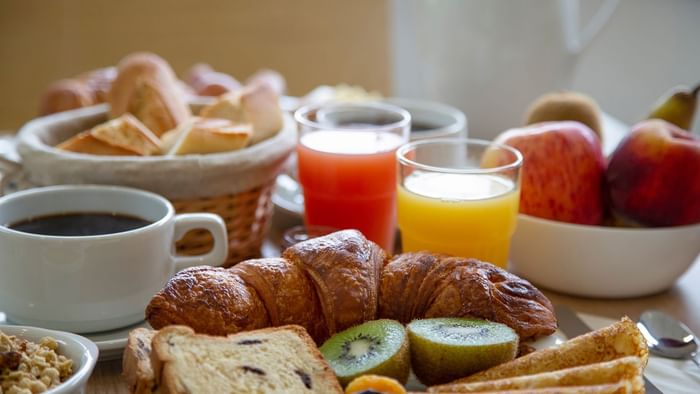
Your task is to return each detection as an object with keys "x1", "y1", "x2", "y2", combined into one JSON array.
[
  {"x1": 510, "y1": 214, "x2": 700, "y2": 298},
  {"x1": 0, "y1": 325, "x2": 98, "y2": 394}
]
